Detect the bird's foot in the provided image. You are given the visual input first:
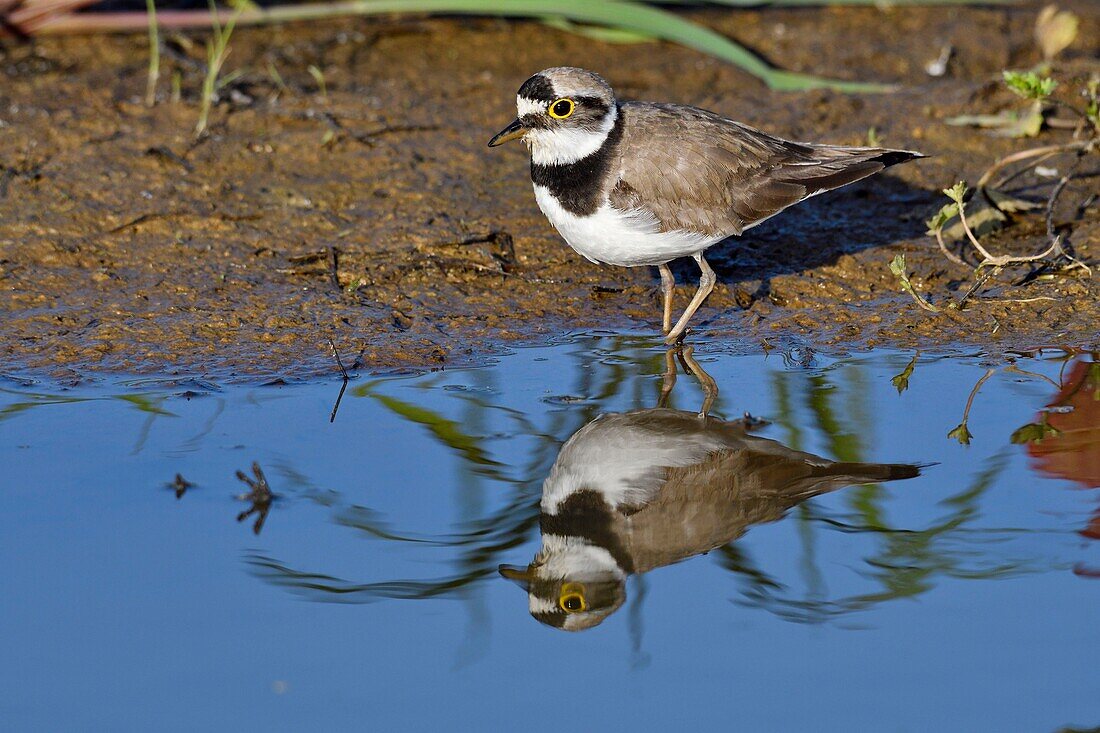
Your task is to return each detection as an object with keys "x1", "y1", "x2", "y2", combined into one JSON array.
[{"x1": 663, "y1": 328, "x2": 688, "y2": 346}]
